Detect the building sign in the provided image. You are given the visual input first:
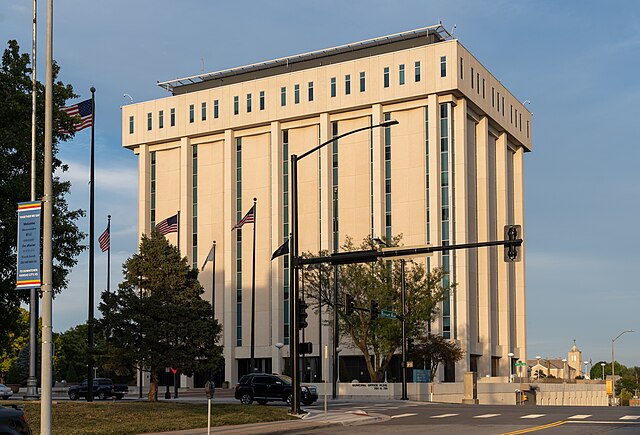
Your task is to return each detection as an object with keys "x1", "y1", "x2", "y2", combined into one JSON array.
[
  {"x1": 350, "y1": 382, "x2": 389, "y2": 391},
  {"x1": 16, "y1": 201, "x2": 42, "y2": 289},
  {"x1": 413, "y1": 369, "x2": 431, "y2": 383}
]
